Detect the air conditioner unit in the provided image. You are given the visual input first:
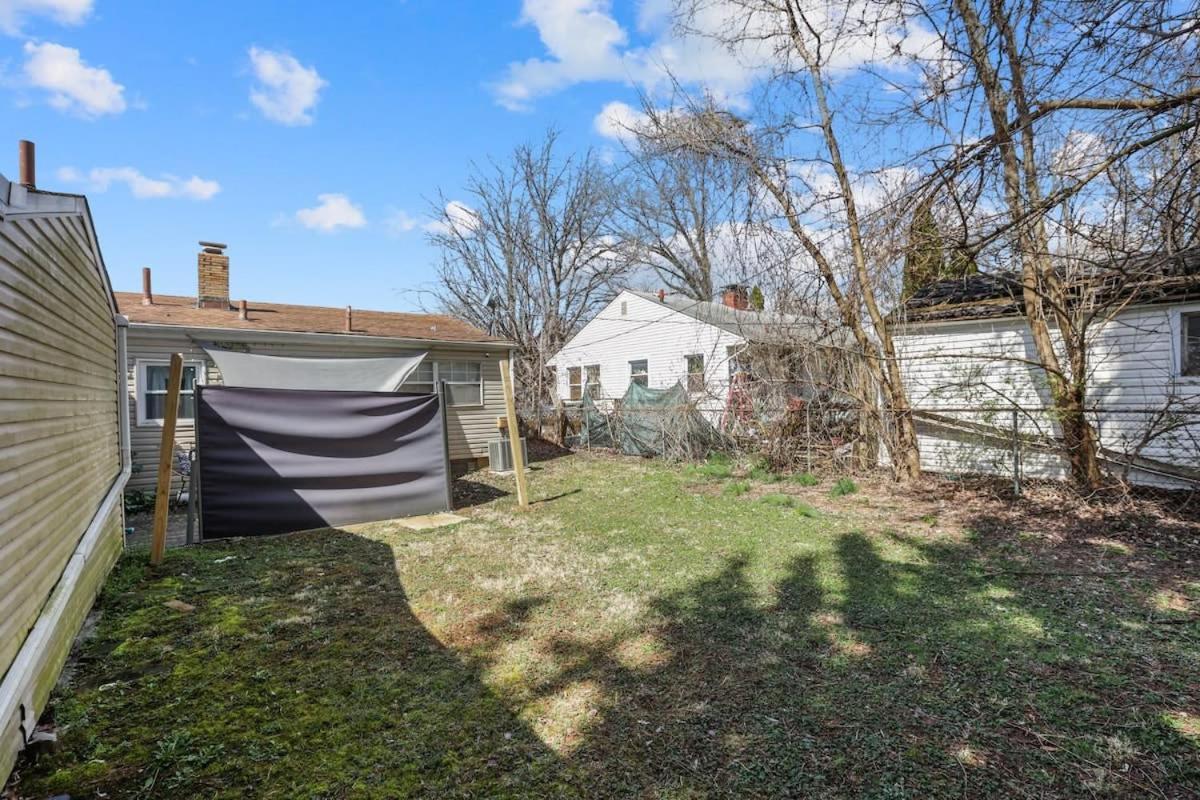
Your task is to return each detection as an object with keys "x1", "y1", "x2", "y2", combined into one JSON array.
[{"x1": 488, "y1": 437, "x2": 528, "y2": 473}]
